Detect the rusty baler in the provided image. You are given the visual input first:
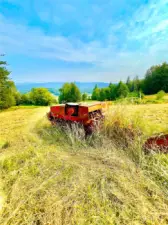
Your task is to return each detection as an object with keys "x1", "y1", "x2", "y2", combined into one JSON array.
[
  {"x1": 47, "y1": 102, "x2": 168, "y2": 153},
  {"x1": 47, "y1": 102, "x2": 107, "y2": 135},
  {"x1": 144, "y1": 134, "x2": 168, "y2": 153}
]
